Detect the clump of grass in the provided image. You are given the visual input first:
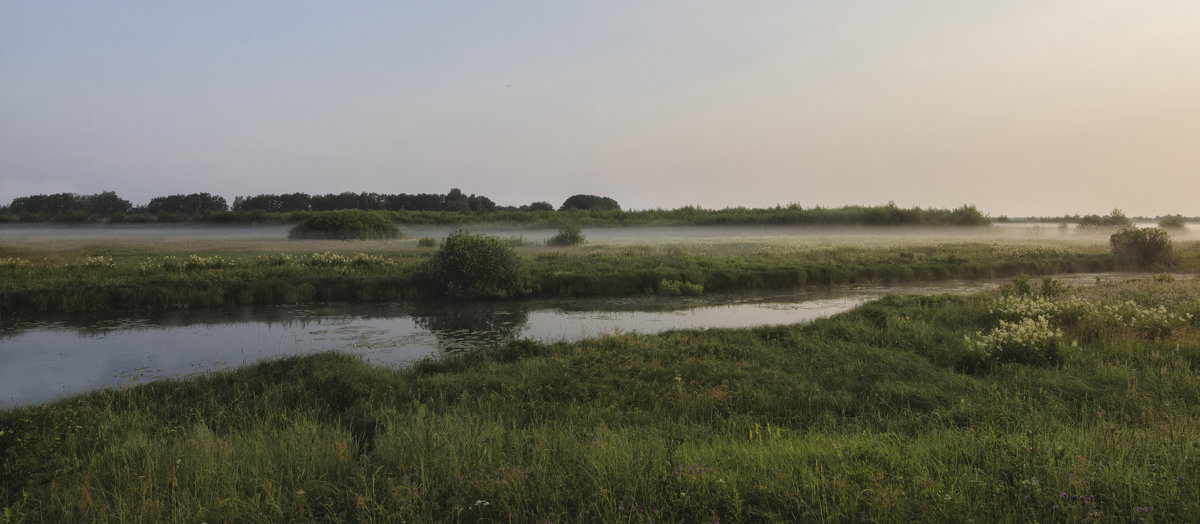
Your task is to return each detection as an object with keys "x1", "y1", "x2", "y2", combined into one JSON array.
[{"x1": 288, "y1": 209, "x2": 401, "y2": 241}]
